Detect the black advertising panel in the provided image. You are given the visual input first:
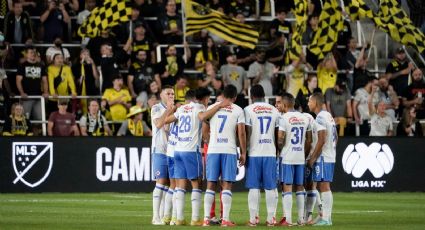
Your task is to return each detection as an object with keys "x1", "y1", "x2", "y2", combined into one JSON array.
[{"x1": 0, "y1": 137, "x2": 424, "y2": 193}]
